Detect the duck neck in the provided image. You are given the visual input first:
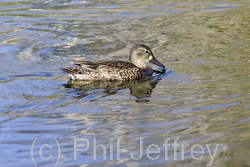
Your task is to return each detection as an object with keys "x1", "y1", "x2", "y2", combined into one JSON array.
[
  {"x1": 131, "y1": 57, "x2": 152, "y2": 73},
  {"x1": 135, "y1": 62, "x2": 153, "y2": 75},
  {"x1": 136, "y1": 62, "x2": 148, "y2": 70}
]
